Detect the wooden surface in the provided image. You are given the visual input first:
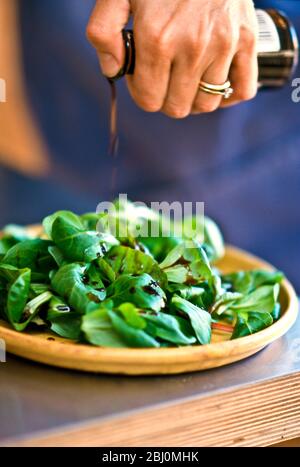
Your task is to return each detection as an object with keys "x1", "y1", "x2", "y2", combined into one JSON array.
[
  {"x1": 5, "y1": 372, "x2": 300, "y2": 447},
  {"x1": 0, "y1": 245, "x2": 298, "y2": 375},
  {"x1": 1, "y1": 307, "x2": 300, "y2": 447}
]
